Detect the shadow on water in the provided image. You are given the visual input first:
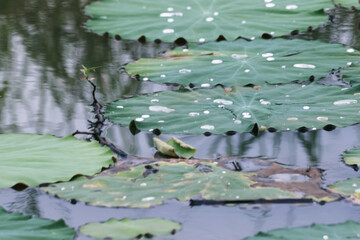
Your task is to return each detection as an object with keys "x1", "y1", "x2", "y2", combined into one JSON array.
[{"x1": 0, "y1": 0, "x2": 360, "y2": 239}]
